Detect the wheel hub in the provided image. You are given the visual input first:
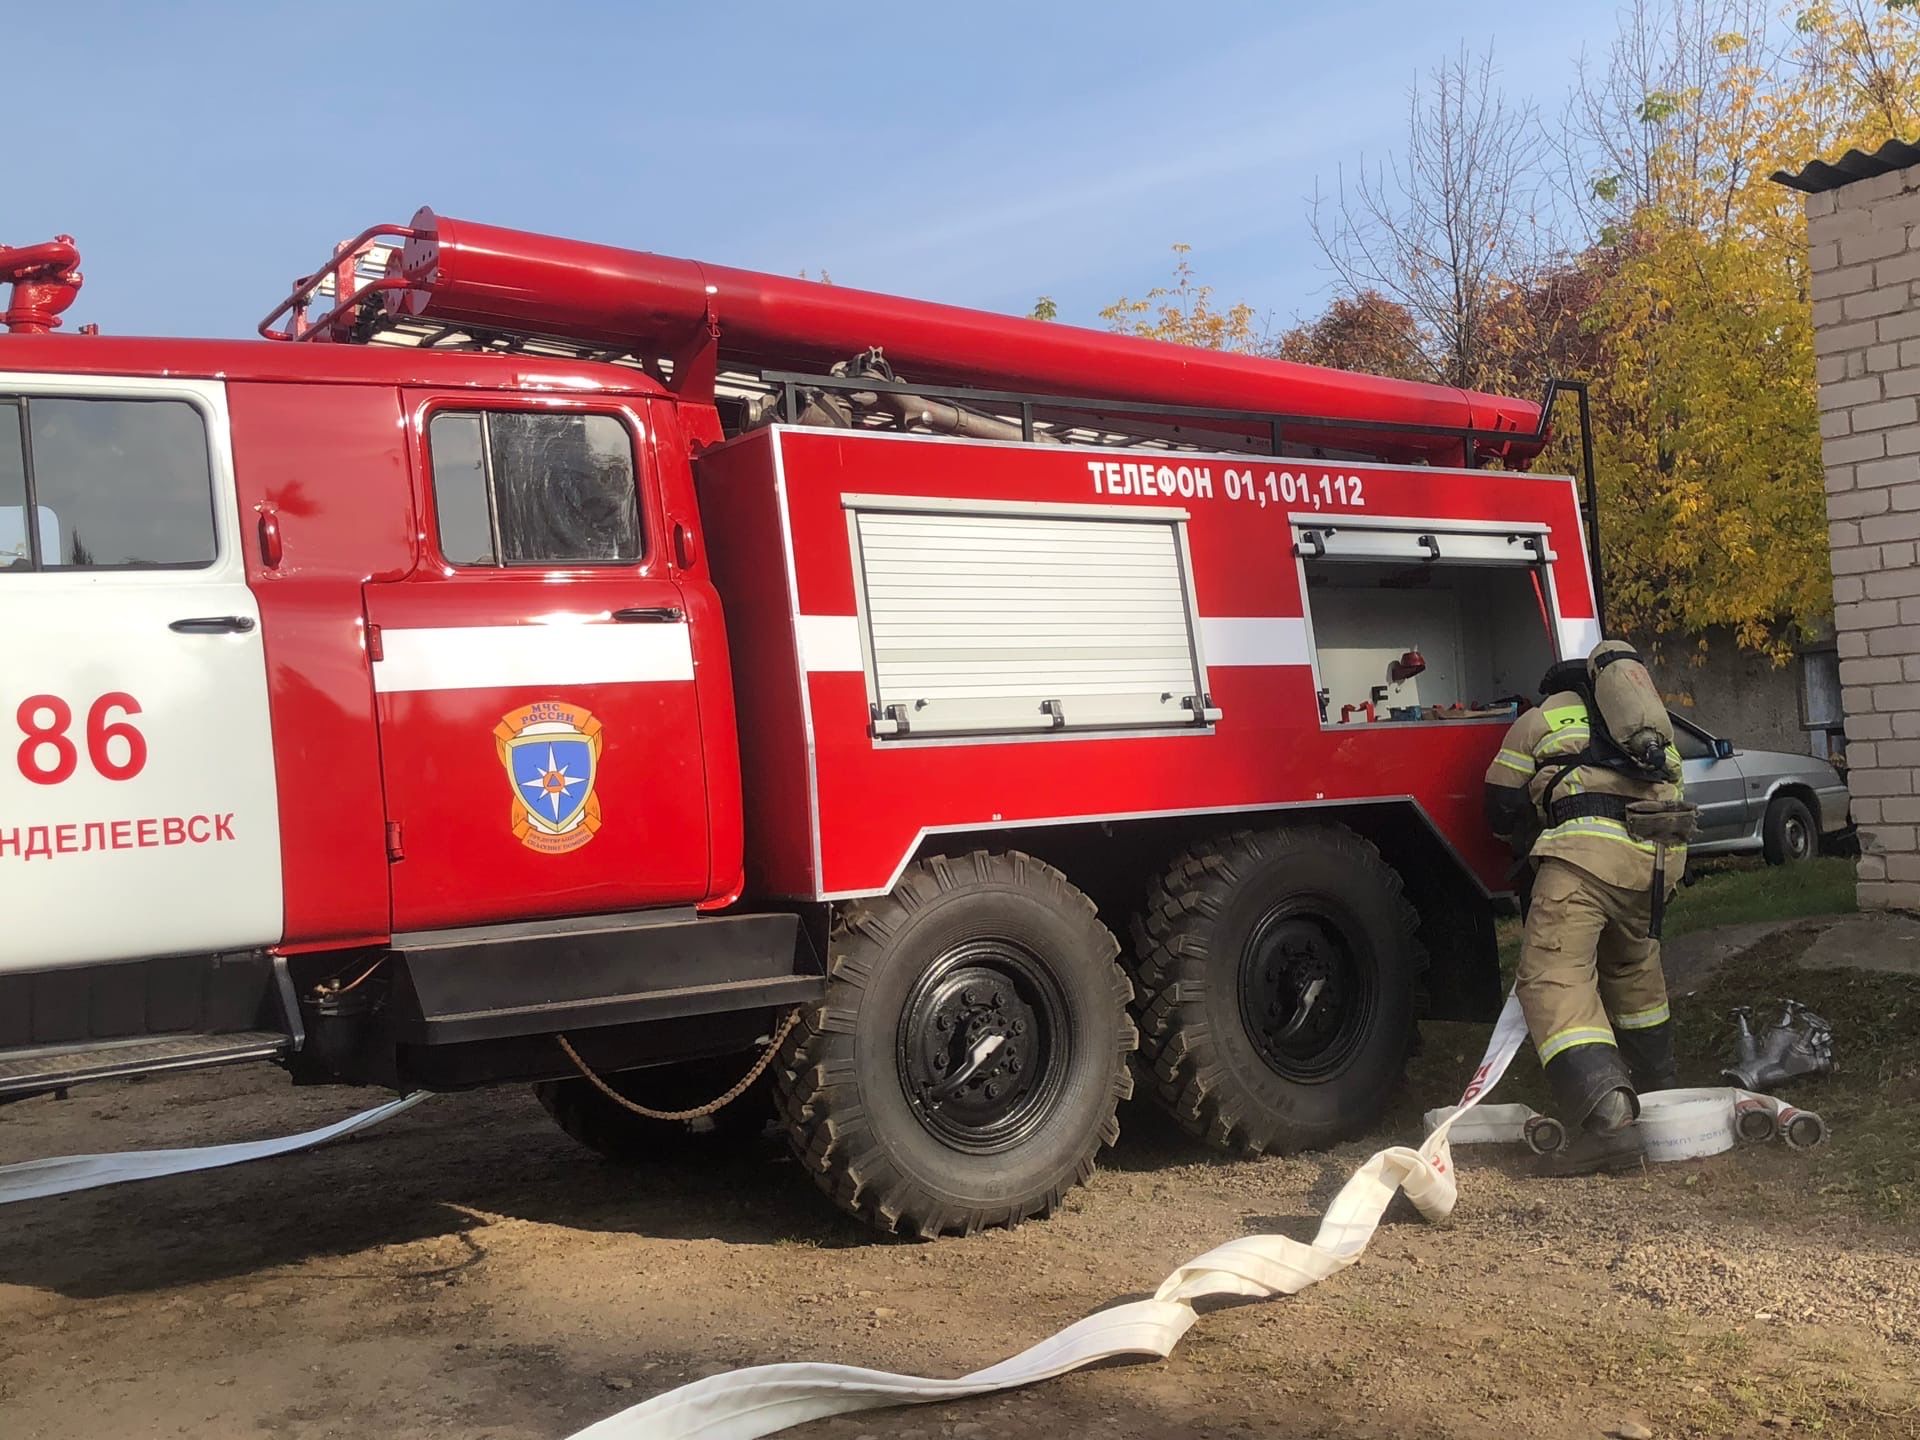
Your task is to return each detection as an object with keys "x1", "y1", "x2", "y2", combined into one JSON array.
[
  {"x1": 899, "y1": 942, "x2": 1067, "y2": 1152},
  {"x1": 1237, "y1": 911, "x2": 1370, "y2": 1081}
]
